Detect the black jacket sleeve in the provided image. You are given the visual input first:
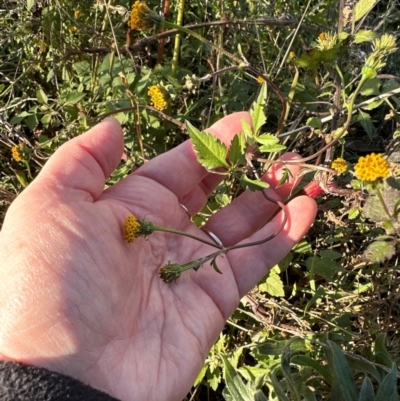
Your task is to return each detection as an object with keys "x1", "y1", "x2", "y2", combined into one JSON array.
[{"x1": 0, "y1": 361, "x2": 120, "y2": 401}]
